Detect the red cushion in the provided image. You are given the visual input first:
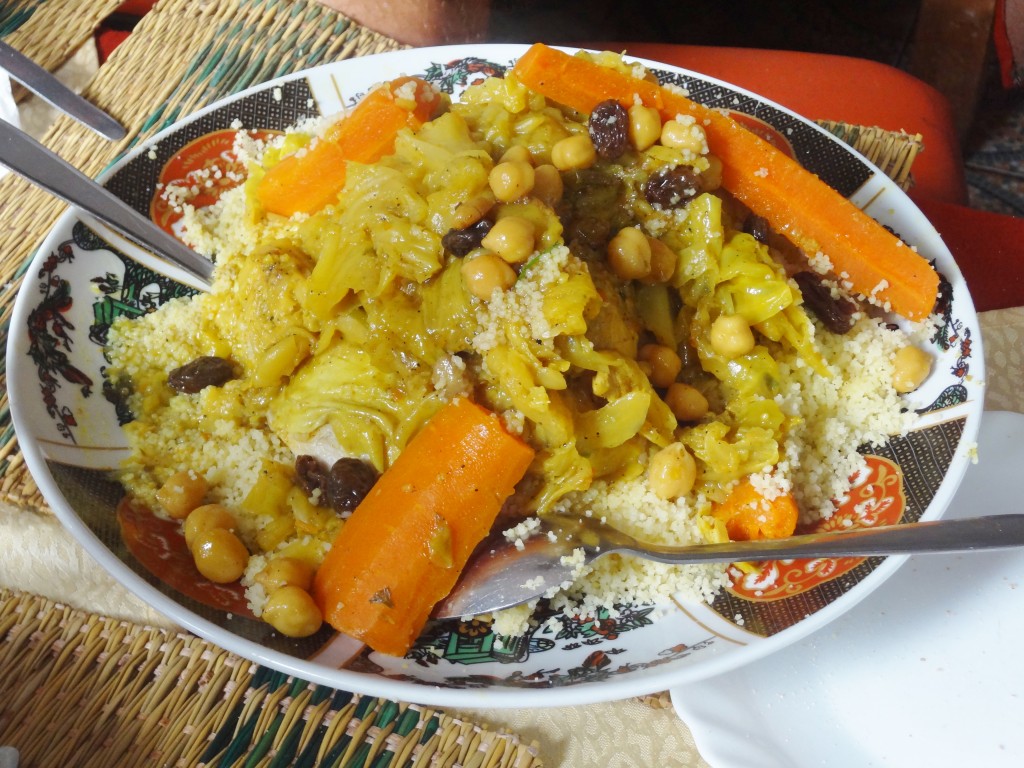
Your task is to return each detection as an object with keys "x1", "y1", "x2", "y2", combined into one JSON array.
[{"x1": 916, "y1": 198, "x2": 1024, "y2": 312}]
